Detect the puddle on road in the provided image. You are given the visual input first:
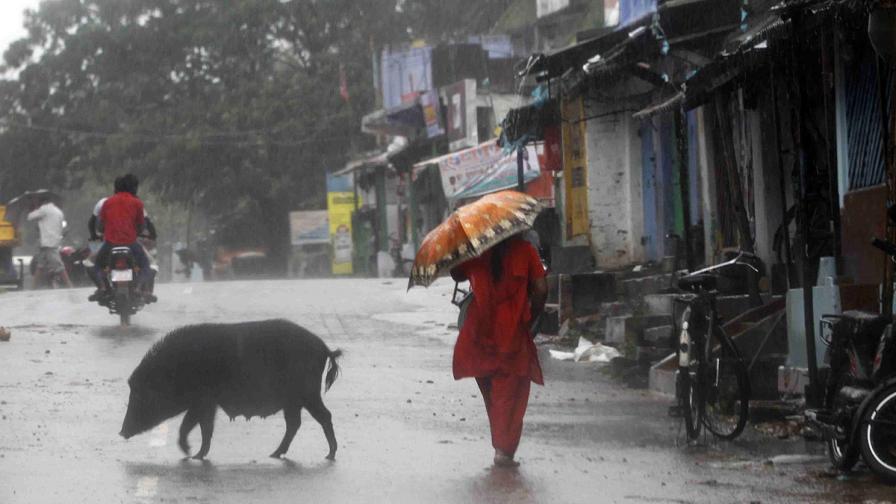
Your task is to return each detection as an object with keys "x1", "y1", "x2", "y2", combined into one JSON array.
[
  {"x1": 135, "y1": 476, "x2": 159, "y2": 499},
  {"x1": 148, "y1": 423, "x2": 169, "y2": 448},
  {"x1": 94, "y1": 325, "x2": 158, "y2": 340}
]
